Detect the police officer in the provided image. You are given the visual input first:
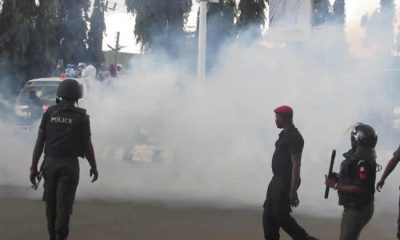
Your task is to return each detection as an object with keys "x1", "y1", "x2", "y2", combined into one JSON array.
[
  {"x1": 325, "y1": 123, "x2": 377, "y2": 240},
  {"x1": 263, "y1": 105, "x2": 318, "y2": 240},
  {"x1": 29, "y1": 79, "x2": 99, "y2": 240},
  {"x1": 376, "y1": 145, "x2": 400, "y2": 239}
]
